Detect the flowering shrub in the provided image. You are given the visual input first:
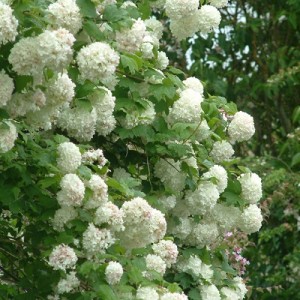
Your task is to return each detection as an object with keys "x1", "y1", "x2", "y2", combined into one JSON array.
[{"x1": 0, "y1": 0, "x2": 263, "y2": 299}]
